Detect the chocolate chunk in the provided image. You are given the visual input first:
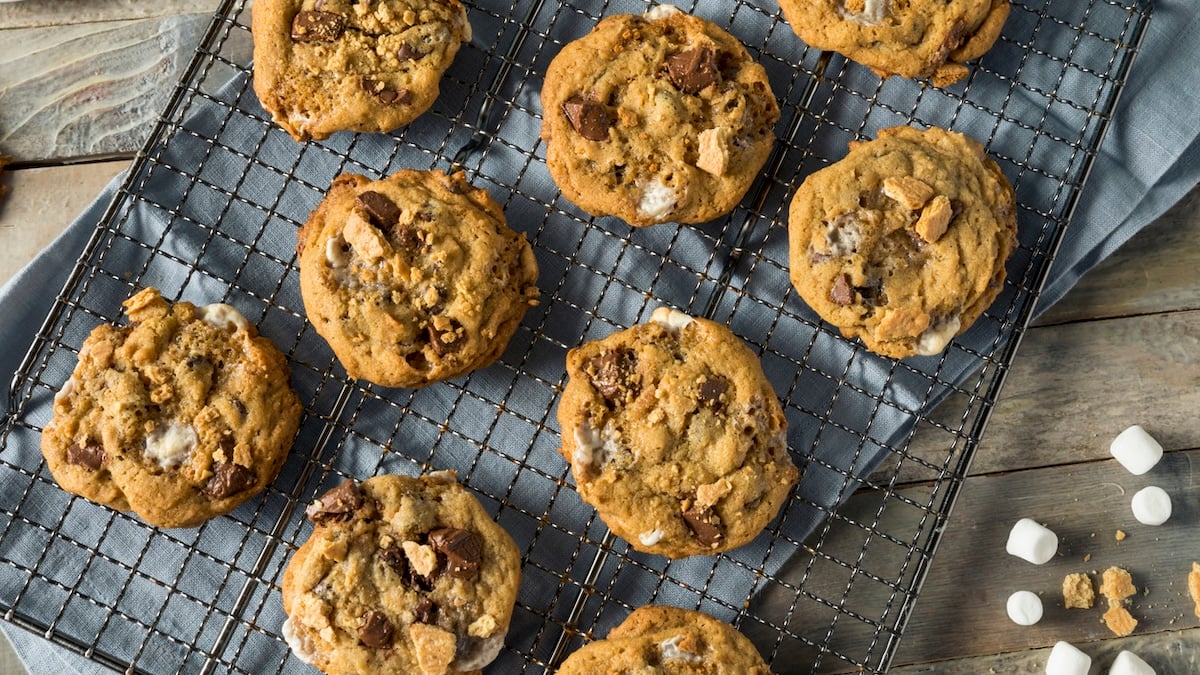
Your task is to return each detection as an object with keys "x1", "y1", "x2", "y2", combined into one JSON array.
[
  {"x1": 584, "y1": 349, "x2": 638, "y2": 404},
  {"x1": 667, "y1": 47, "x2": 719, "y2": 95},
  {"x1": 414, "y1": 598, "x2": 438, "y2": 624},
  {"x1": 356, "y1": 191, "x2": 402, "y2": 231},
  {"x1": 428, "y1": 528, "x2": 482, "y2": 579},
  {"x1": 66, "y1": 442, "x2": 106, "y2": 471},
  {"x1": 358, "y1": 610, "x2": 394, "y2": 647},
  {"x1": 830, "y1": 273, "x2": 855, "y2": 306},
  {"x1": 682, "y1": 507, "x2": 724, "y2": 547},
  {"x1": 291, "y1": 10, "x2": 346, "y2": 43},
  {"x1": 305, "y1": 479, "x2": 363, "y2": 523},
  {"x1": 858, "y1": 187, "x2": 889, "y2": 211},
  {"x1": 233, "y1": 399, "x2": 248, "y2": 417},
  {"x1": 360, "y1": 77, "x2": 412, "y2": 105},
  {"x1": 185, "y1": 355, "x2": 210, "y2": 369},
  {"x1": 428, "y1": 320, "x2": 464, "y2": 356},
  {"x1": 562, "y1": 95, "x2": 612, "y2": 142},
  {"x1": 698, "y1": 375, "x2": 729, "y2": 411},
  {"x1": 380, "y1": 544, "x2": 408, "y2": 577},
  {"x1": 396, "y1": 43, "x2": 426, "y2": 62},
  {"x1": 202, "y1": 462, "x2": 257, "y2": 499},
  {"x1": 856, "y1": 278, "x2": 887, "y2": 307}
]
